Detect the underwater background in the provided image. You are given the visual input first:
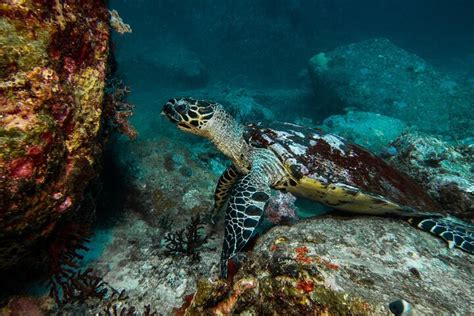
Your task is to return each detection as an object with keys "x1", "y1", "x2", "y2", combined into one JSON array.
[{"x1": 0, "y1": 0, "x2": 473, "y2": 315}]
